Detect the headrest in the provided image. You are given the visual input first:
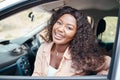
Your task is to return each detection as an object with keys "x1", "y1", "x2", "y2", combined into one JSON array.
[{"x1": 96, "y1": 19, "x2": 106, "y2": 37}]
